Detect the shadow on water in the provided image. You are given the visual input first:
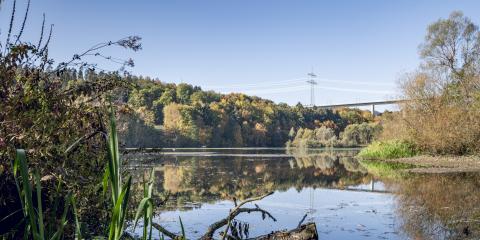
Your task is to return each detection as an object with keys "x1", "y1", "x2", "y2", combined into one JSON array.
[{"x1": 125, "y1": 148, "x2": 480, "y2": 239}]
